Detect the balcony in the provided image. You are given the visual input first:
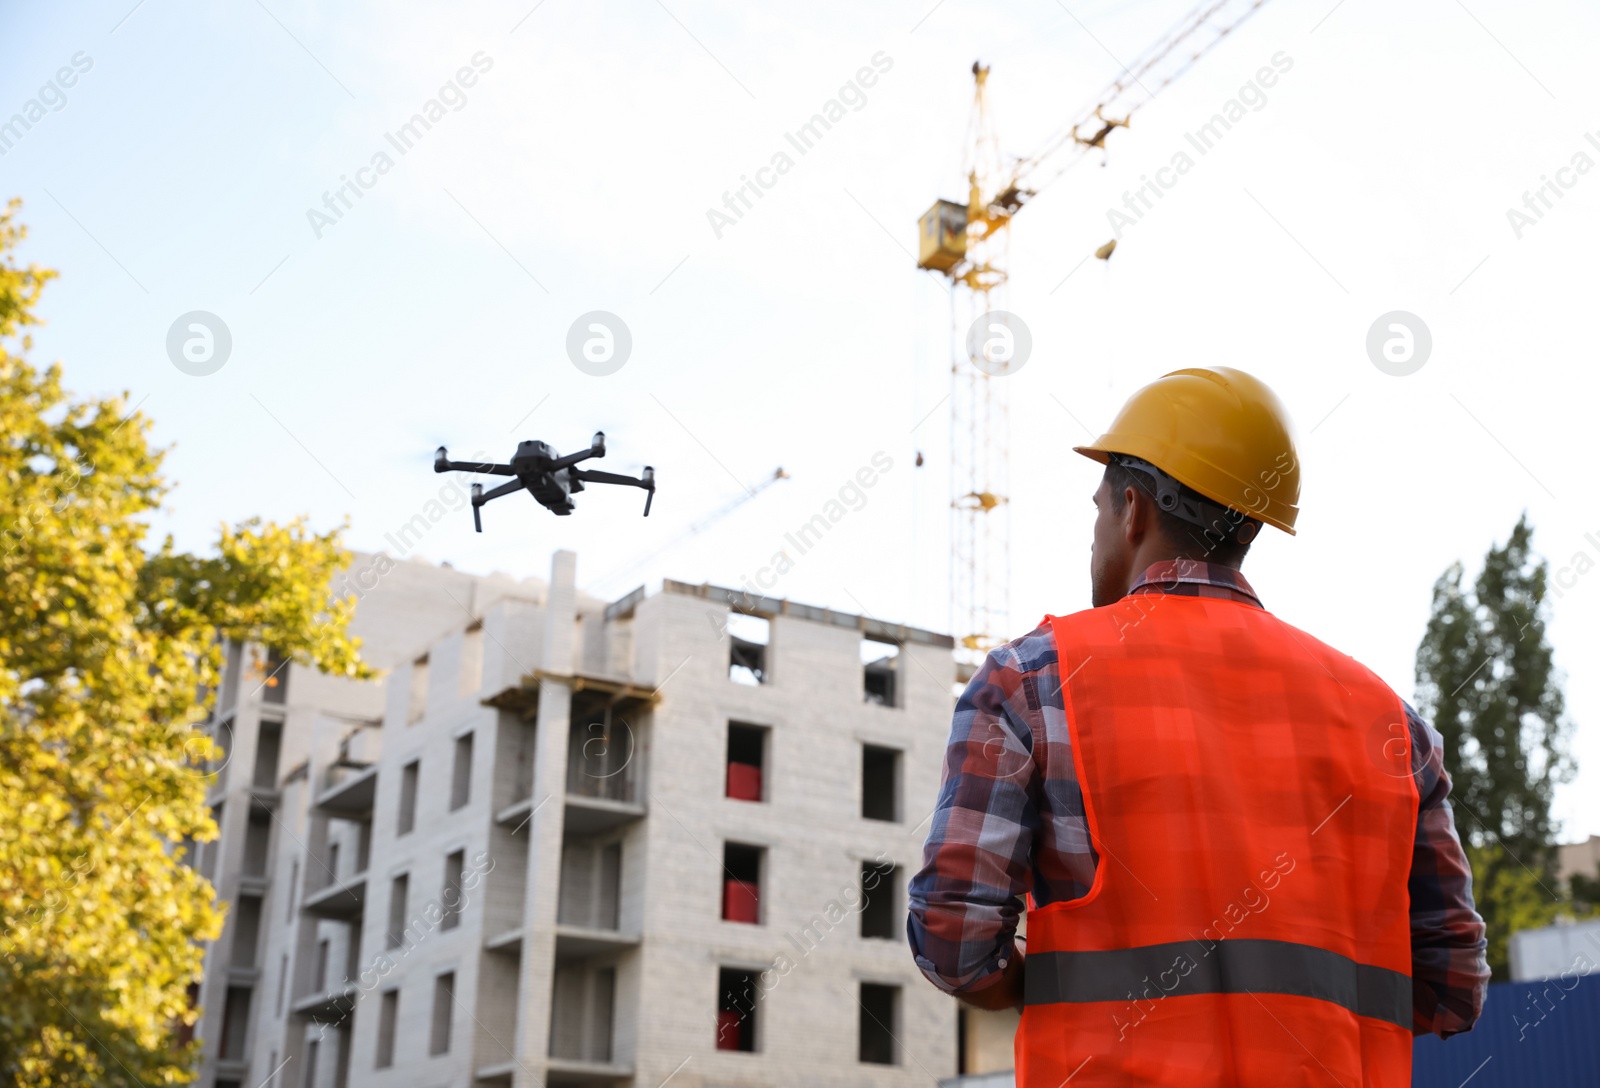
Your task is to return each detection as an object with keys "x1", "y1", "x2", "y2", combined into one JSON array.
[
  {"x1": 291, "y1": 981, "x2": 357, "y2": 1021},
  {"x1": 248, "y1": 787, "x2": 281, "y2": 812},
  {"x1": 546, "y1": 1059, "x2": 634, "y2": 1086},
  {"x1": 485, "y1": 929, "x2": 523, "y2": 956},
  {"x1": 313, "y1": 722, "x2": 381, "y2": 818},
  {"x1": 564, "y1": 796, "x2": 645, "y2": 836},
  {"x1": 315, "y1": 764, "x2": 378, "y2": 818},
  {"x1": 554, "y1": 925, "x2": 639, "y2": 963},
  {"x1": 301, "y1": 872, "x2": 367, "y2": 920},
  {"x1": 495, "y1": 796, "x2": 538, "y2": 830},
  {"x1": 236, "y1": 873, "x2": 270, "y2": 898}
]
